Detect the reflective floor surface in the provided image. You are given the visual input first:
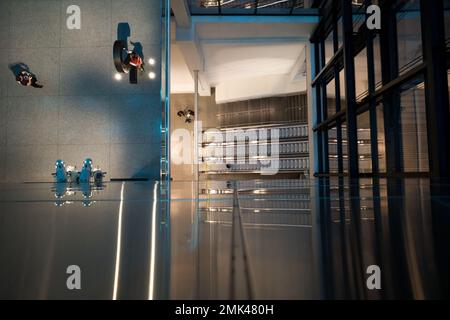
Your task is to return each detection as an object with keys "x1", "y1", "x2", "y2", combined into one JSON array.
[{"x1": 0, "y1": 178, "x2": 449, "y2": 299}]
